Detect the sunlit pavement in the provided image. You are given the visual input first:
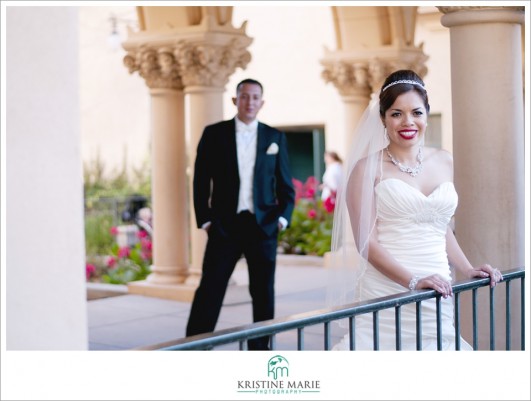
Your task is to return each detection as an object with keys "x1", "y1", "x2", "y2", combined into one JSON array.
[{"x1": 87, "y1": 257, "x2": 346, "y2": 350}]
